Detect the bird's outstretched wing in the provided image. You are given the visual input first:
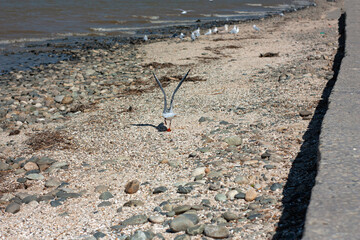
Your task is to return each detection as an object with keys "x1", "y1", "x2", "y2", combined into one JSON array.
[
  {"x1": 170, "y1": 69, "x2": 191, "y2": 109},
  {"x1": 153, "y1": 72, "x2": 167, "y2": 112}
]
